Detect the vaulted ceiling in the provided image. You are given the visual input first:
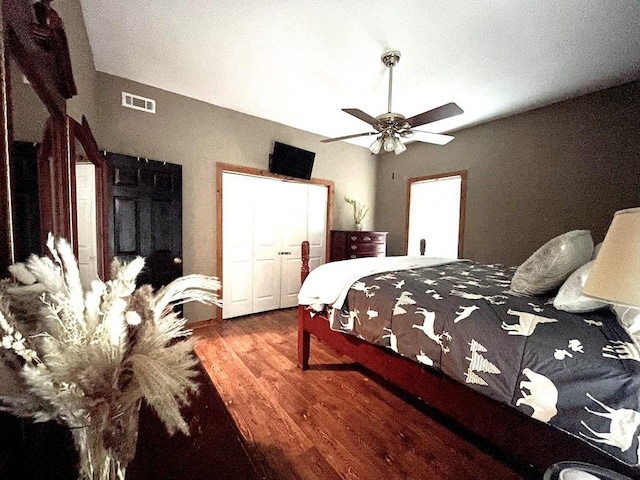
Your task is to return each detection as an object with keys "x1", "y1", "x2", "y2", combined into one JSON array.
[{"x1": 79, "y1": 0, "x2": 640, "y2": 147}]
